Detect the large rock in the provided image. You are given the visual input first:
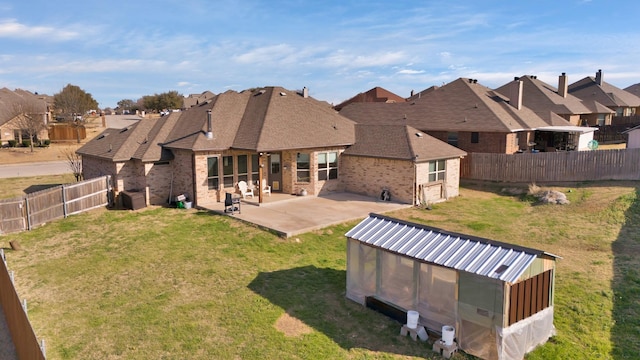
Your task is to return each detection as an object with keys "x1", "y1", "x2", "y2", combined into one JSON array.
[{"x1": 537, "y1": 190, "x2": 570, "y2": 205}]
